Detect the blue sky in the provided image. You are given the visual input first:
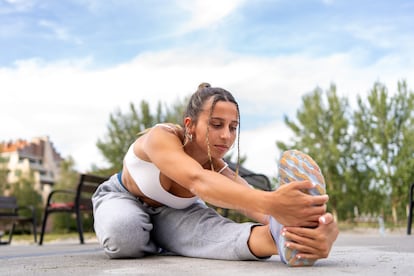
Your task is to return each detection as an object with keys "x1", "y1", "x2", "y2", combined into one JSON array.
[
  {"x1": 1, "y1": 0, "x2": 413, "y2": 176},
  {"x1": 2, "y1": 0, "x2": 412, "y2": 66}
]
